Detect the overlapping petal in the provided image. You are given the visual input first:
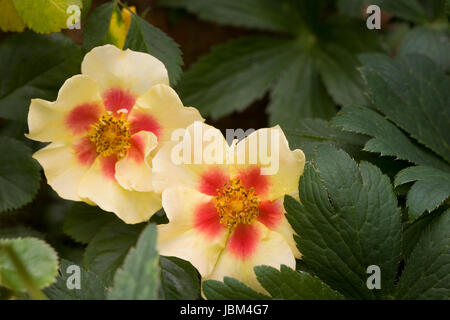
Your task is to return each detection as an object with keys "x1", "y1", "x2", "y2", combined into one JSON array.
[
  {"x1": 78, "y1": 156, "x2": 162, "y2": 224},
  {"x1": 27, "y1": 75, "x2": 103, "y2": 143},
  {"x1": 157, "y1": 187, "x2": 227, "y2": 276},
  {"x1": 152, "y1": 122, "x2": 230, "y2": 193},
  {"x1": 32, "y1": 142, "x2": 90, "y2": 202},
  {"x1": 135, "y1": 84, "x2": 204, "y2": 142},
  {"x1": 154, "y1": 123, "x2": 305, "y2": 292},
  {"x1": 115, "y1": 131, "x2": 158, "y2": 192},
  {"x1": 81, "y1": 44, "x2": 169, "y2": 98},
  {"x1": 206, "y1": 222, "x2": 295, "y2": 292},
  {"x1": 26, "y1": 42, "x2": 305, "y2": 290},
  {"x1": 232, "y1": 126, "x2": 306, "y2": 201},
  {"x1": 26, "y1": 44, "x2": 201, "y2": 224}
]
